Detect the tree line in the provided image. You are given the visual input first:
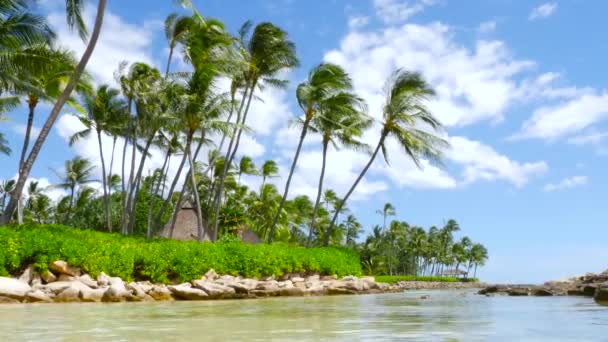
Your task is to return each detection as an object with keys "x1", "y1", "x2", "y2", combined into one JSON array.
[{"x1": 0, "y1": 0, "x2": 488, "y2": 275}]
